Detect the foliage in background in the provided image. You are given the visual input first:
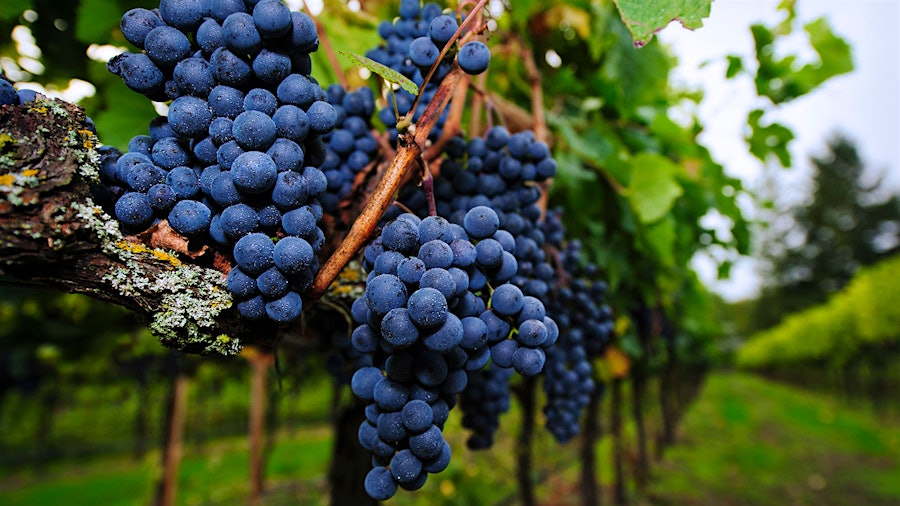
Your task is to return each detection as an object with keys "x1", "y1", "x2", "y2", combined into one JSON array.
[
  {"x1": 737, "y1": 253, "x2": 900, "y2": 370},
  {"x1": 727, "y1": 0, "x2": 854, "y2": 169},
  {"x1": 750, "y1": 136, "x2": 900, "y2": 332}
]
